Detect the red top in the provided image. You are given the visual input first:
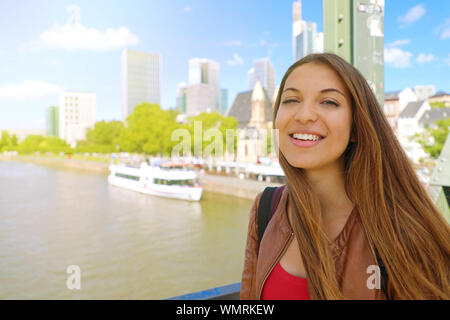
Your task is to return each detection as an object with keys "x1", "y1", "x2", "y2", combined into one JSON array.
[{"x1": 261, "y1": 262, "x2": 310, "y2": 300}]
